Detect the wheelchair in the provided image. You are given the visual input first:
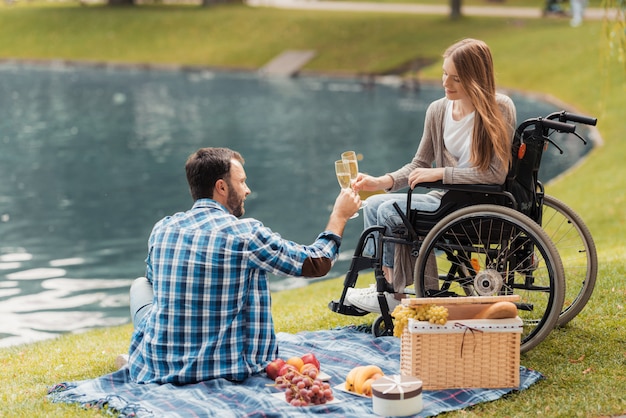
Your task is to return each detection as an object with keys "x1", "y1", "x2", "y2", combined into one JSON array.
[{"x1": 329, "y1": 110, "x2": 598, "y2": 353}]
